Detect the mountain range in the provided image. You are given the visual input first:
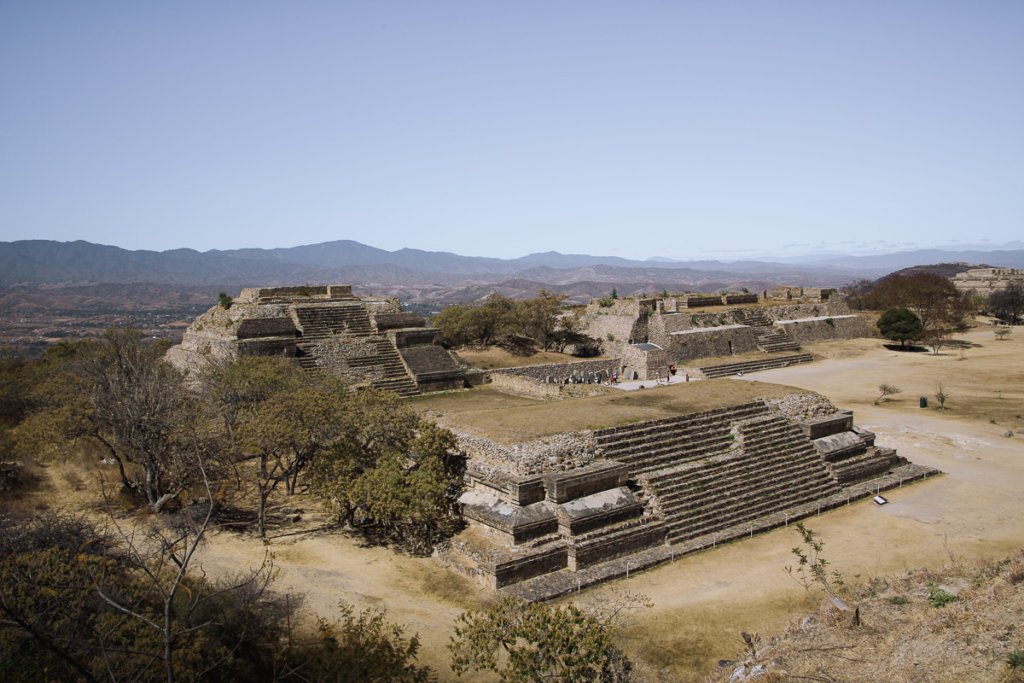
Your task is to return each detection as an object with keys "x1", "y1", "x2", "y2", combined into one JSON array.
[{"x1": 2, "y1": 239, "x2": 1022, "y2": 305}]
